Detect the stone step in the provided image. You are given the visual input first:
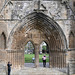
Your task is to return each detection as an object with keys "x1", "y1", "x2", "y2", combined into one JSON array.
[
  {"x1": 0, "y1": 65, "x2": 67, "y2": 75},
  {"x1": 11, "y1": 67, "x2": 67, "y2": 75}
]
